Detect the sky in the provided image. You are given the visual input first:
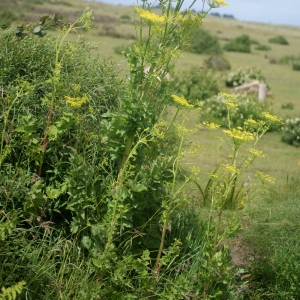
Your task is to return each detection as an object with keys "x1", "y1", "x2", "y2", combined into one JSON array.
[{"x1": 95, "y1": 0, "x2": 300, "y2": 27}]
